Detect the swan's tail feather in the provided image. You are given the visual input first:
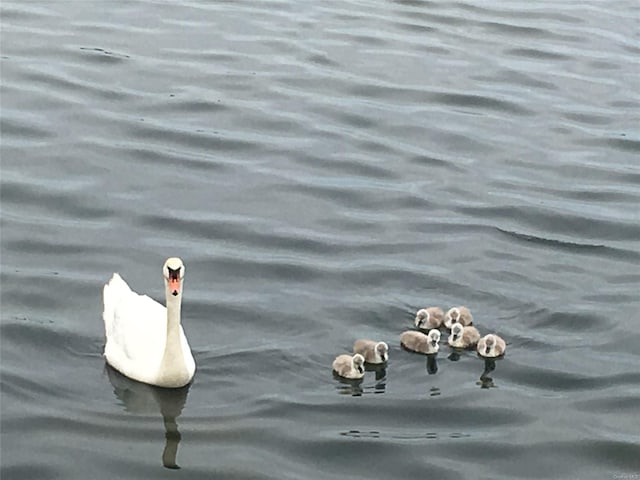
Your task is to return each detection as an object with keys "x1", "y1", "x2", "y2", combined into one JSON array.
[{"x1": 102, "y1": 273, "x2": 131, "y2": 336}]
